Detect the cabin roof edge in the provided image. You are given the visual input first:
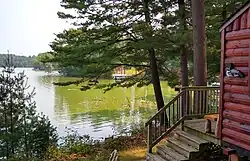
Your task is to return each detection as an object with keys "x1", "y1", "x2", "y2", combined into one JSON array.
[{"x1": 220, "y1": 1, "x2": 250, "y2": 32}]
